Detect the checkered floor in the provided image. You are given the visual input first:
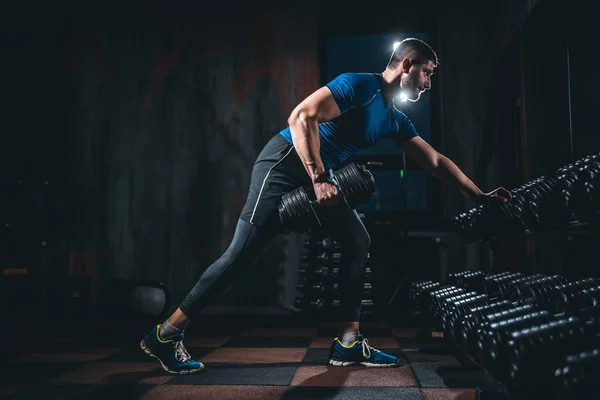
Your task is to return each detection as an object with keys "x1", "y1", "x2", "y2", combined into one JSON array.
[{"x1": 0, "y1": 318, "x2": 503, "y2": 399}]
